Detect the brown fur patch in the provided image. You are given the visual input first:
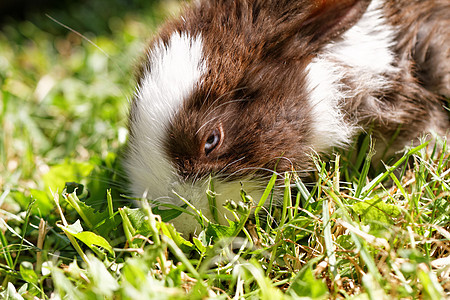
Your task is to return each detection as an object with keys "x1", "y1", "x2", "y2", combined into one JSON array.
[{"x1": 129, "y1": 0, "x2": 449, "y2": 184}]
